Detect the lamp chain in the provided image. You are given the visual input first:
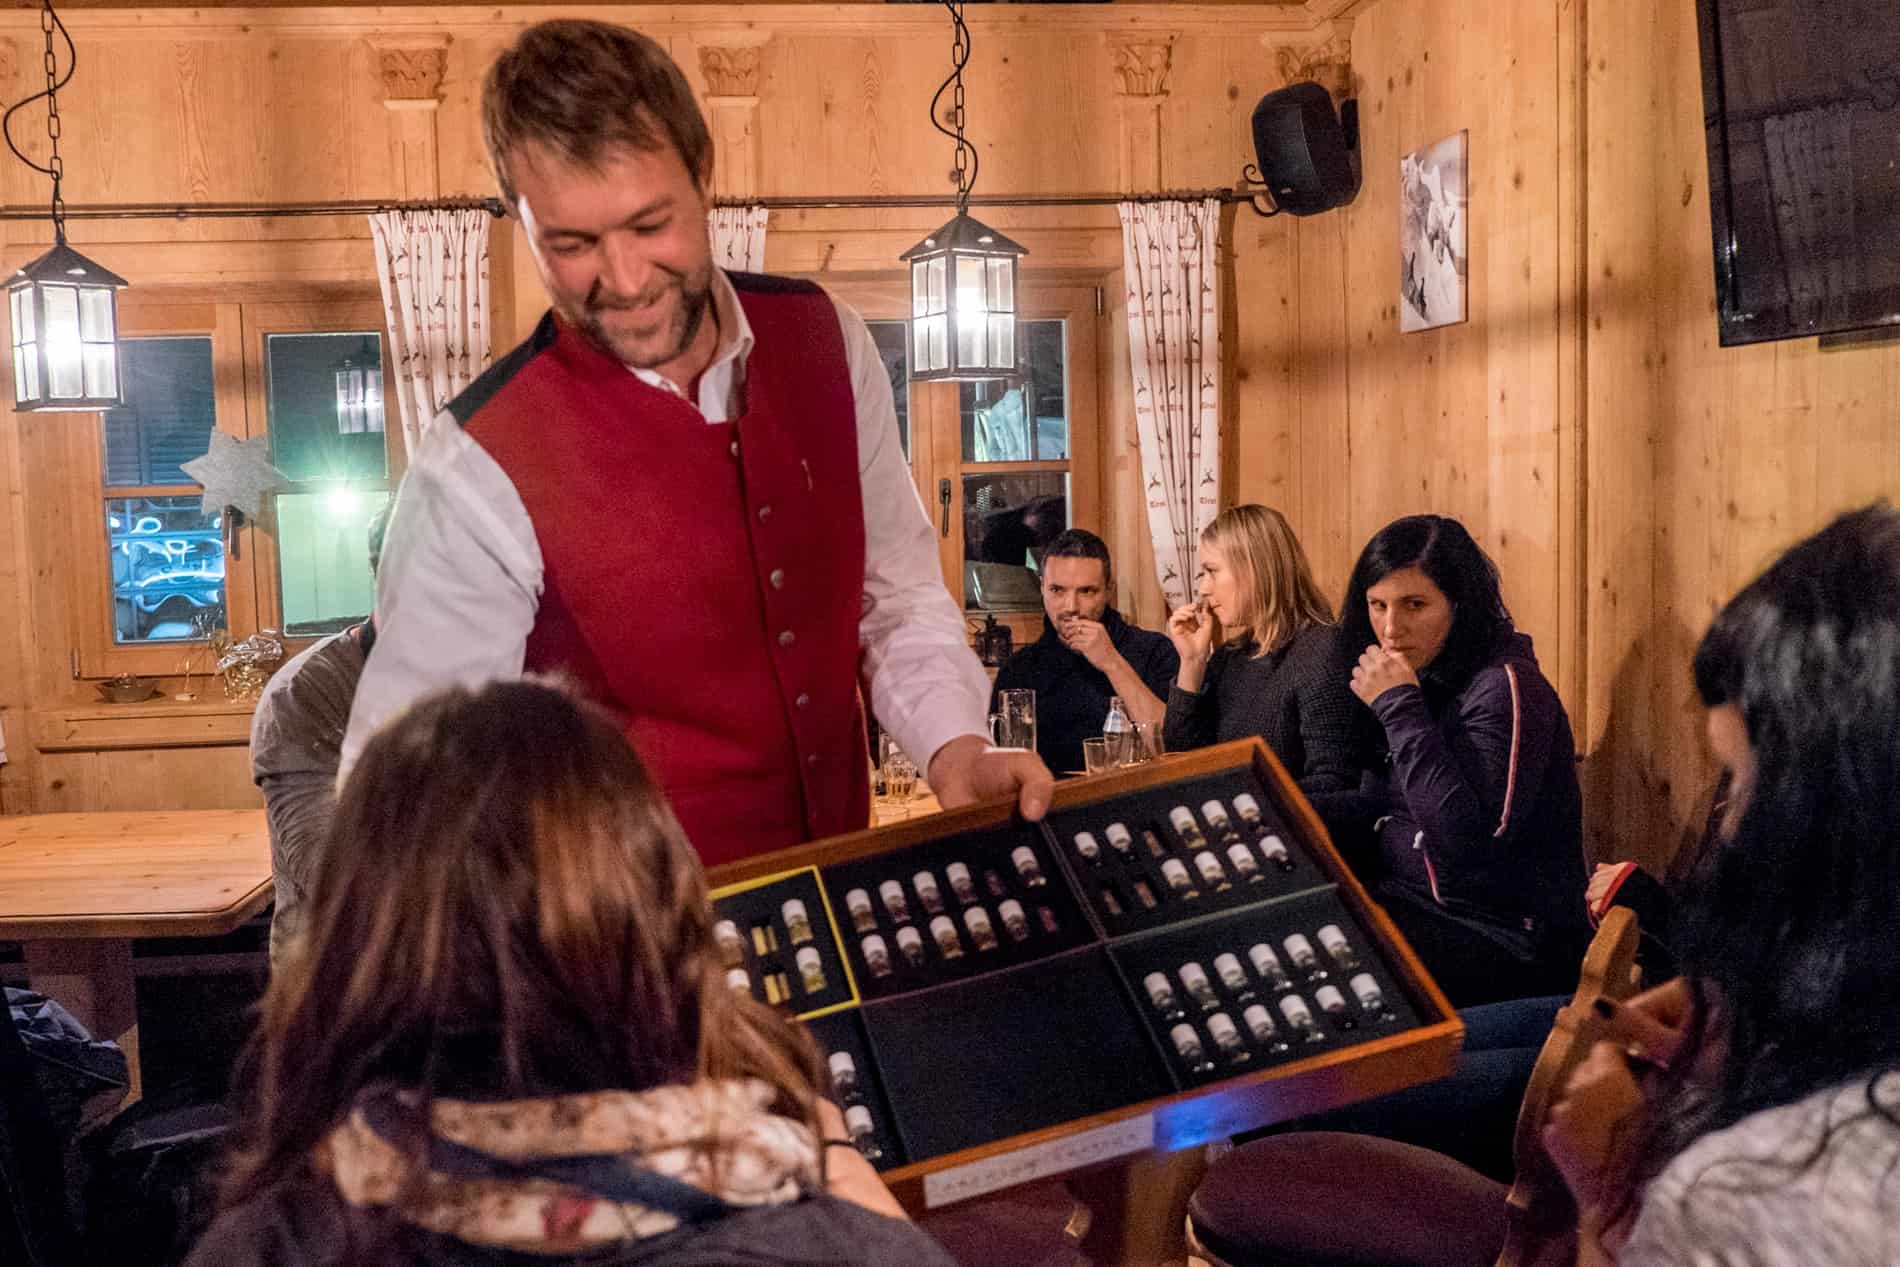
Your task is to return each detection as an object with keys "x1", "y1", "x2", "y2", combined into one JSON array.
[
  {"x1": 930, "y1": 0, "x2": 978, "y2": 214},
  {"x1": 40, "y1": 0, "x2": 63, "y2": 240}
]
